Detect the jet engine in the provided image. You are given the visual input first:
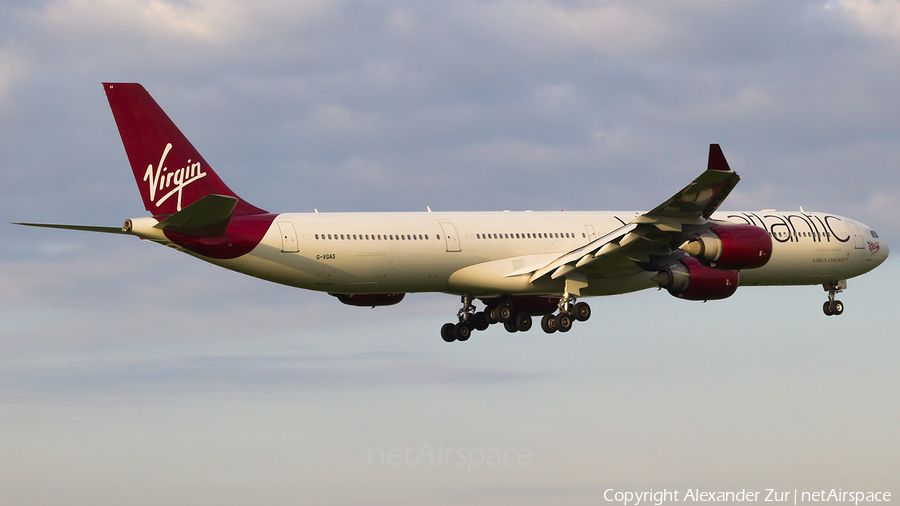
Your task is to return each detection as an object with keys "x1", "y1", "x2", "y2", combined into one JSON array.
[
  {"x1": 330, "y1": 293, "x2": 406, "y2": 307},
  {"x1": 652, "y1": 258, "x2": 739, "y2": 301},
  {"x1": 679, "y1": 225, "x2": 772, "y2": 270}
]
